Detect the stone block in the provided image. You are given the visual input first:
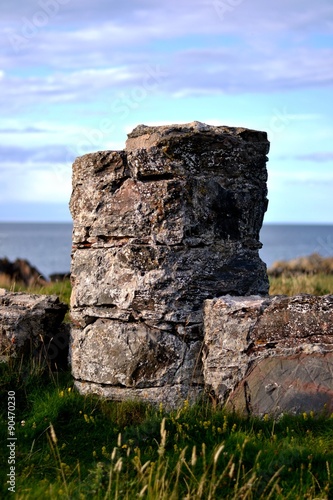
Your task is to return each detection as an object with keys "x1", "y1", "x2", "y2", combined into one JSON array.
[
  {"x1": 203, "y1": 294, "x2": 333, "y2": 414},
  {"x1": 0, "y1": 289, "x2": 68, "y2": 362}
]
